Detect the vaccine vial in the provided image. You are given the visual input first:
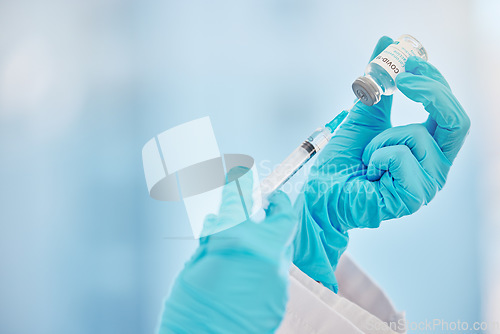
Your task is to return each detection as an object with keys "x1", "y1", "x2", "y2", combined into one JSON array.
[{"x1": 352, "y1": 35, "x2": 428, "y2": 106}]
